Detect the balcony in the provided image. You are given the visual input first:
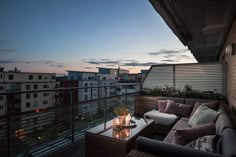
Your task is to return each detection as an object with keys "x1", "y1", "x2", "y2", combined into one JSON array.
[{"x1": 0, "y1": 83, "x2": 140, "y2": 157}]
